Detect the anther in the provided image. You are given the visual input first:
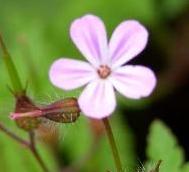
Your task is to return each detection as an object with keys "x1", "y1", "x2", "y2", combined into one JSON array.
[{"x1": 97, "y1": 65, "x2": 111, "y2": 79}]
